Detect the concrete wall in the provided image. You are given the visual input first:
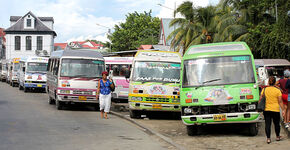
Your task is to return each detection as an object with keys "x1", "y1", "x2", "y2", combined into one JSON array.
[{"x1": 5, "y1": 34, "x2": 54, "y2": 59}]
